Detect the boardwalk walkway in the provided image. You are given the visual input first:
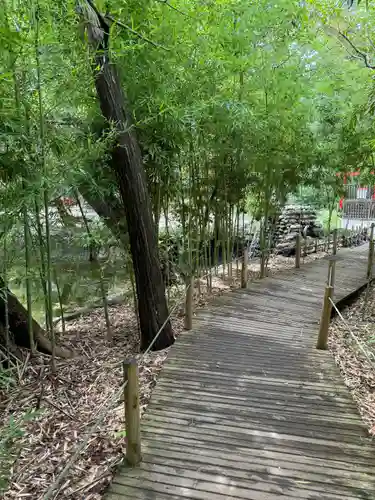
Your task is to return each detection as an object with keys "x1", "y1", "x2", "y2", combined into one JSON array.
[{"x1": 106, "y1": 244, "x2": 375, "y2": 500}]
